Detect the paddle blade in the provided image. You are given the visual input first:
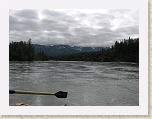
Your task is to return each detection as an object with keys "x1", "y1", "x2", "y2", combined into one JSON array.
[{"x1": 55, "y1": 91, "x2": 68, "y2": 98}]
